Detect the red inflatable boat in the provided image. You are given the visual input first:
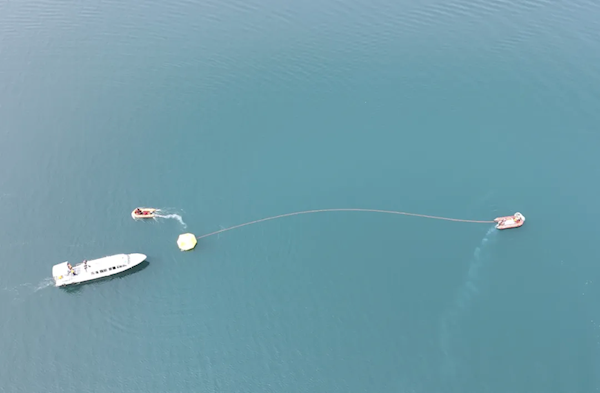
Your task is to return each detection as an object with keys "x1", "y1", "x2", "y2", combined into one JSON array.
[{"x1": 494, "y1": 212, "x2": 525, "y2": 230}]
